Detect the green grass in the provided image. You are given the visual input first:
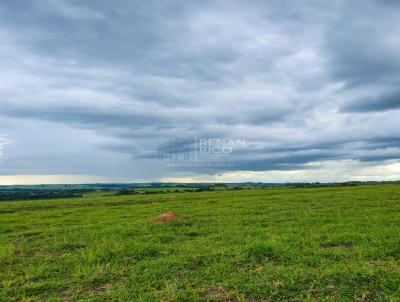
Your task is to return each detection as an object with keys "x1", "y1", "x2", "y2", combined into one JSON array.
[{"x1": 1, "y1": 184, "x2": 400, "y2": 301}]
